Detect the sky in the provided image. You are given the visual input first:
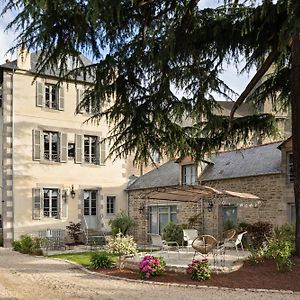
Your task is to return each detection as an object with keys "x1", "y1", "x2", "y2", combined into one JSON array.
[{"x1": 0, "y1": 0, "x2": 255, "y2": 98}]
